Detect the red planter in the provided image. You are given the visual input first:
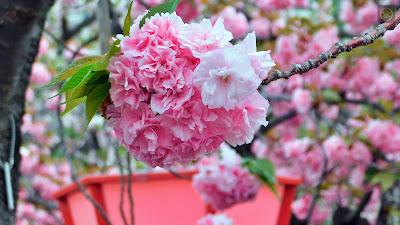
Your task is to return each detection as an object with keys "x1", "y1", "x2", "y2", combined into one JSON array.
[{"x1": 53, "y1": 171, "x2": 301, "y2": 225}]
